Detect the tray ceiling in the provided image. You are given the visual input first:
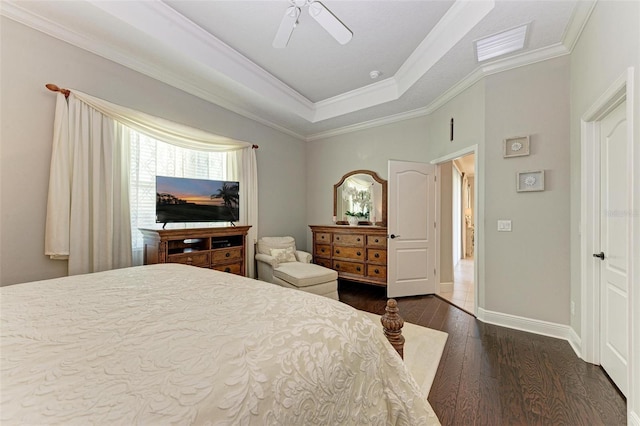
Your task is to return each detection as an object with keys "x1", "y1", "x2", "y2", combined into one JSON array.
[{"x1": 1, "y1": 0, "x2": 593, "y2": 140}]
